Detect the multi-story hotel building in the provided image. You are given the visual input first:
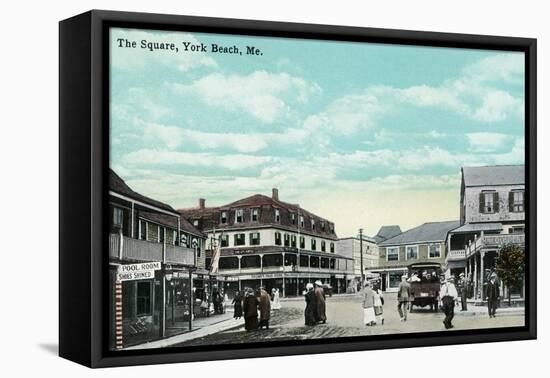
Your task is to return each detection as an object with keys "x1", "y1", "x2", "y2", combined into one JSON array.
[
  {"x1": 445, "y1": 165, "x2": 525, "y2": 302},
  {"x1": 179, "y1": 189, "x2": 354, "y2": 297}
]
